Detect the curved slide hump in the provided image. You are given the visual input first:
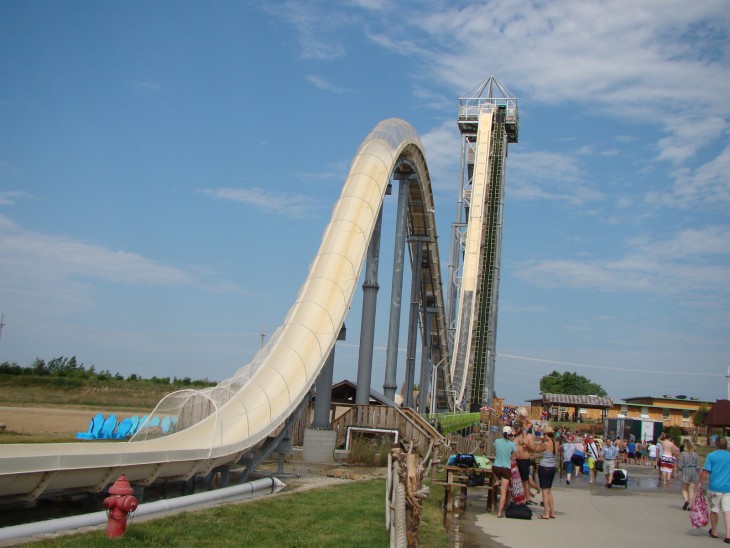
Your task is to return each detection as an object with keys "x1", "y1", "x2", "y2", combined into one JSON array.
[{"x1": 0, "y1": 119, "x2": 449, "y2": 500}]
